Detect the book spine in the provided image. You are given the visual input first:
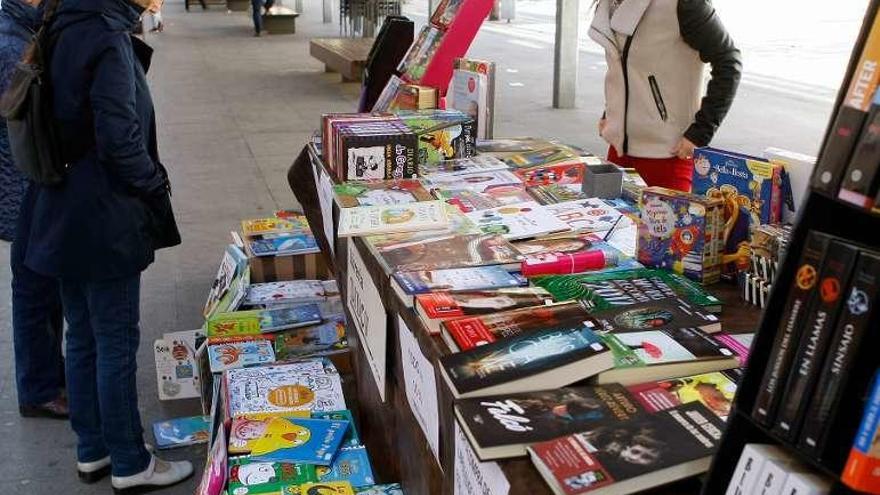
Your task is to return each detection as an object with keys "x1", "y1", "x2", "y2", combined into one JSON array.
[
  {"x1": 842, "y1": 372, "x2": 880, "y2": 493},
  {"x1": 771, "y1": 241, "x2": 861, "y2": 441},
  {"x1": 798, "y1": 252, "x2": 880, "y2": 457},
  {"x1": 812, "y1": 17, "x2": 880, "y2": 195},
  {"x1": 751, "y1": 232, "x2": 832, "y2": 426},
  {"x1": 839, "y1": 89, "x2": 880, "y2": 208}
]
